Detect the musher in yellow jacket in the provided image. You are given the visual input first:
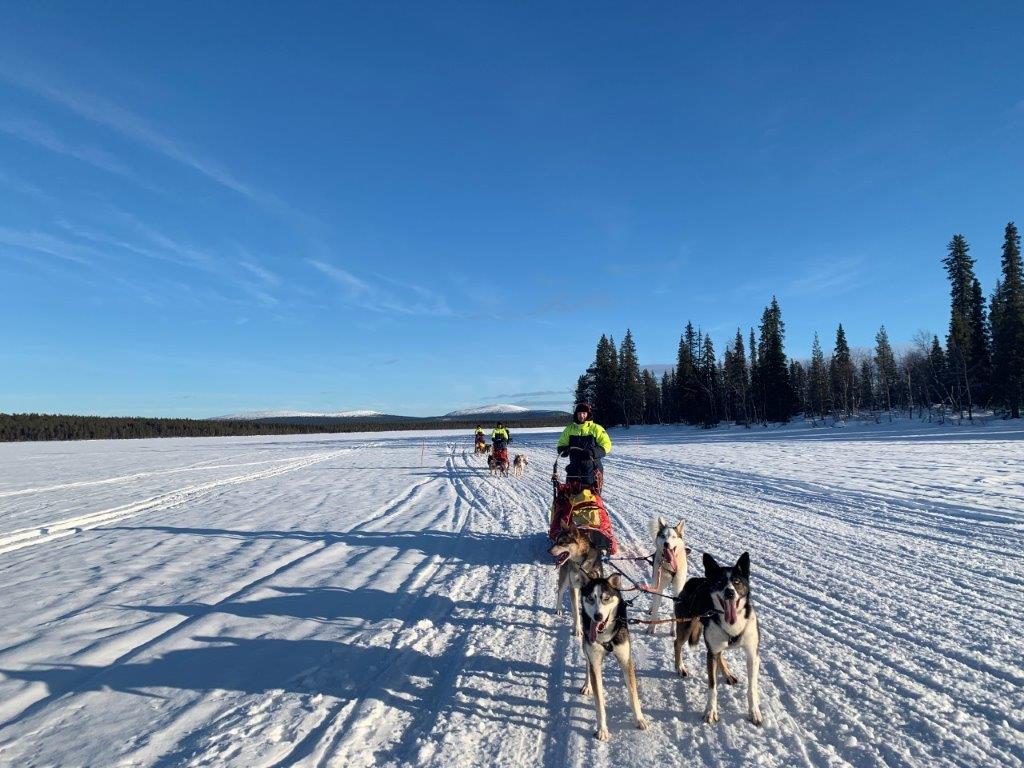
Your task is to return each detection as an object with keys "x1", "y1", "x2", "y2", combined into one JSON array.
[
  {"x1": 491, "y1": 422, "x2": 510, "y2": 442},
  {"x1": 556, "y1": 402, "x2": 611, "y2": 491}
]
